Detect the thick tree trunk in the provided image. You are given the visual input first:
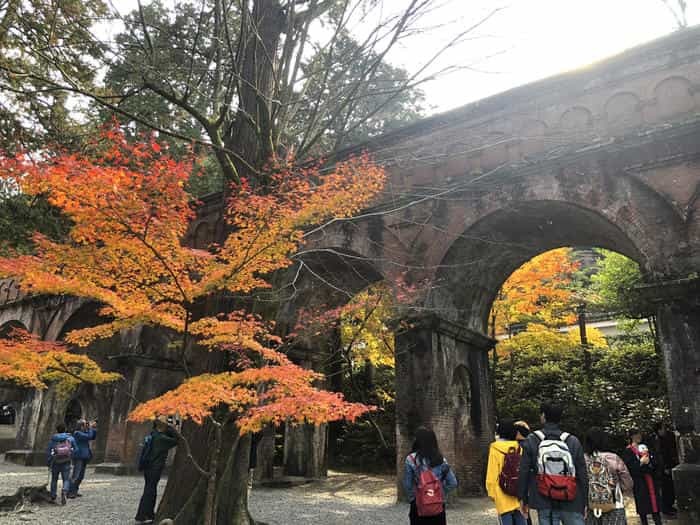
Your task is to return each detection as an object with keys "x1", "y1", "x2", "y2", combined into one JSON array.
[{"x1": 156, "y1": 421, "x2": 254, "y2": 525}]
